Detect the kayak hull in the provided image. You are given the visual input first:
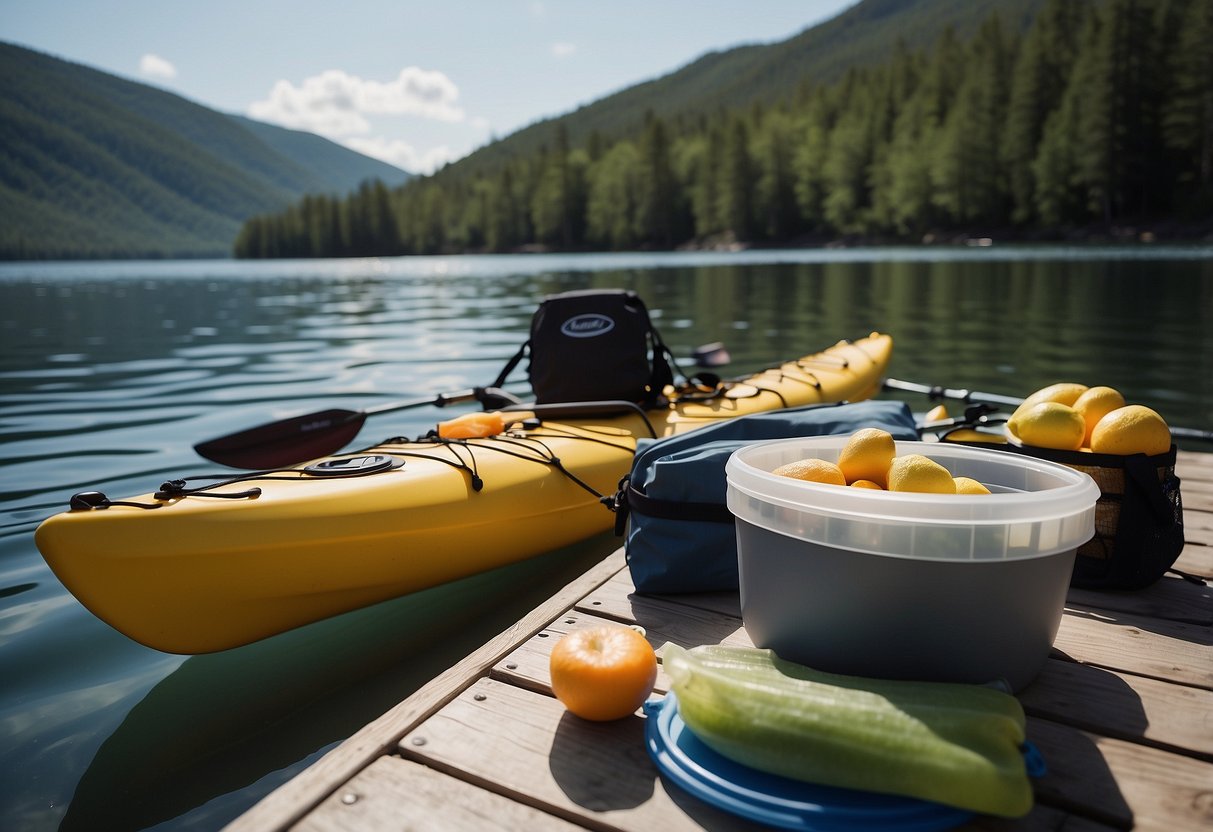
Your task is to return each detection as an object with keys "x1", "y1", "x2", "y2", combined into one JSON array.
[{"x1": 36, "y1": 334, "x2": 892, "y2": 653}]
